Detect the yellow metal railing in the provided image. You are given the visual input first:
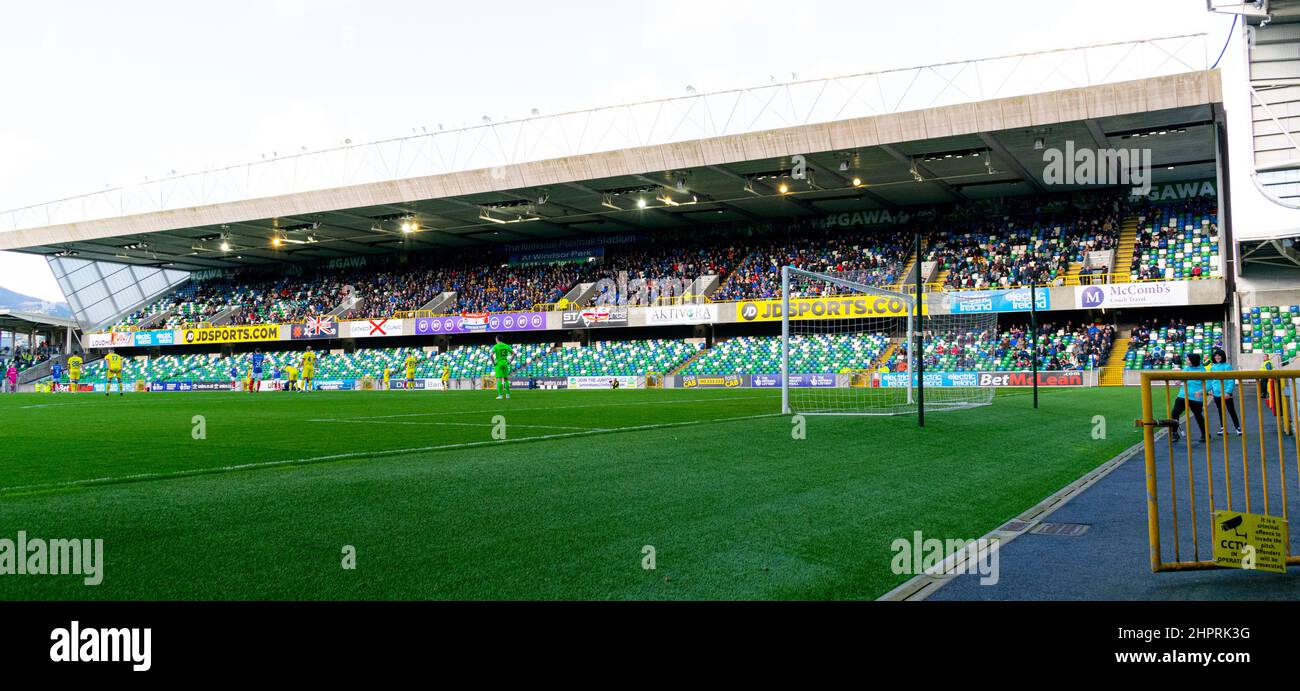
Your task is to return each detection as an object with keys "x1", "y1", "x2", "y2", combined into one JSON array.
[
  {"x1": 390, "y1": 310, "x2": 450, "y2": 319},
  {"x1": 898, "y1": 274, "x2": 1221, "y2": 294},
  {"x1": 1077, "y1": 272, "x2": 1221, "y2": 286},
  {"x1": 1137, "y1": 370, "x2": 1299, "y2": 573}
]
